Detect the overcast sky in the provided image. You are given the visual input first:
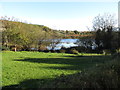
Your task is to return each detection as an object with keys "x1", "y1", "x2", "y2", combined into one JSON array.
[{"x1": 0, "y1": 1, "x2": 118, "y2": 31}]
